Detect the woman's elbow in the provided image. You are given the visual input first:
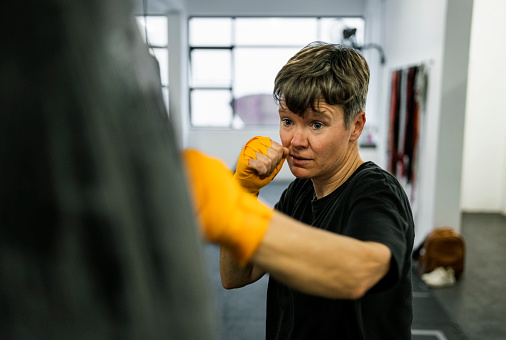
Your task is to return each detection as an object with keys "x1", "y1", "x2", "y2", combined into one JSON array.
[
  {"x1": 221, "y1": 279, "x2": 236, "y2": 290},
  {"x1": 221, "y1": 276, "x2": 245, "y2": 289},
  {"x1": 221, "y1": 274, "x2": 255, "y2": 289},
  {"x1": 345, "y1": 282, "x2": 370, "y2": 300},
  {"x1": 340, "y1": 254, "x2": 391, "y2": 299},
  {"x1": 331, "y1": 275, "x2": 371, "y2": 300}
]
